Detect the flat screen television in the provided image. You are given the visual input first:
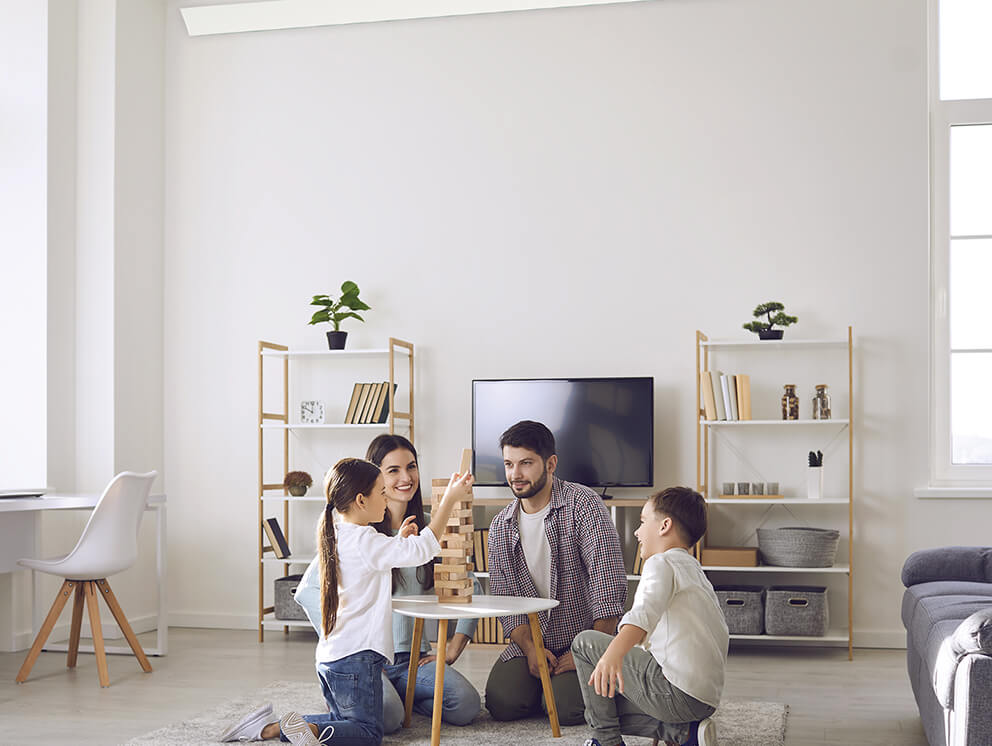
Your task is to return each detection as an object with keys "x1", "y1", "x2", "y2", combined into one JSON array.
[{"x1": 472, "y1": 377, "x2": 654, "y2": 488}]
